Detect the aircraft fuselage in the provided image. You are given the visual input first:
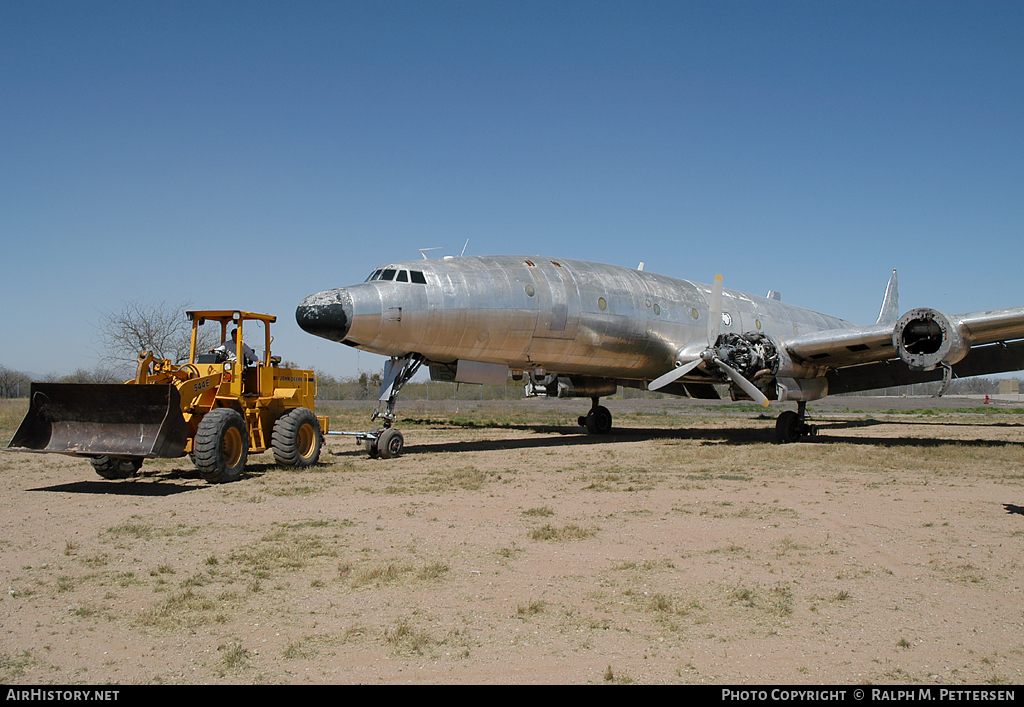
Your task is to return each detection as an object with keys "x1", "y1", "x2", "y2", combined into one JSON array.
[{"x1": 296, "y1": 255, "x2": 851, "y2": 384}]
